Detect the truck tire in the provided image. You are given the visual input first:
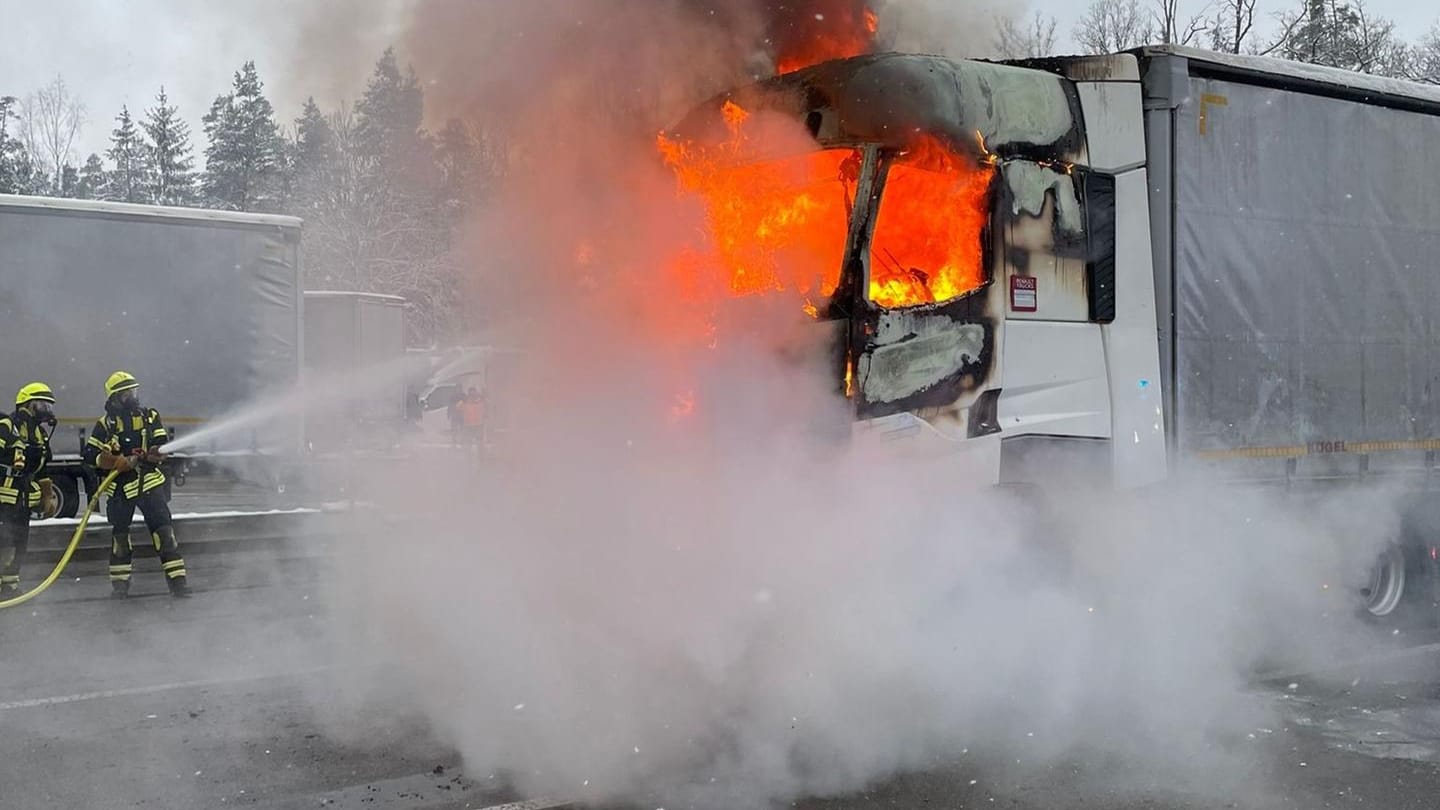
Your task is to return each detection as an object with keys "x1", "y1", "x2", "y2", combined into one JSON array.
[{"x1": 1359, "y1": 541, "x2": 1437, "y2": 630}]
